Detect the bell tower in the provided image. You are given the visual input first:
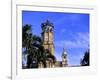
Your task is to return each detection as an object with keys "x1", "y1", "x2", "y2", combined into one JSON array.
[
  {"x1": 62, "y1": 48, "x2": 68, "y2": 67},
  {"x1": 41, "y1": 20, "x2": 54, "y2": 55}
]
